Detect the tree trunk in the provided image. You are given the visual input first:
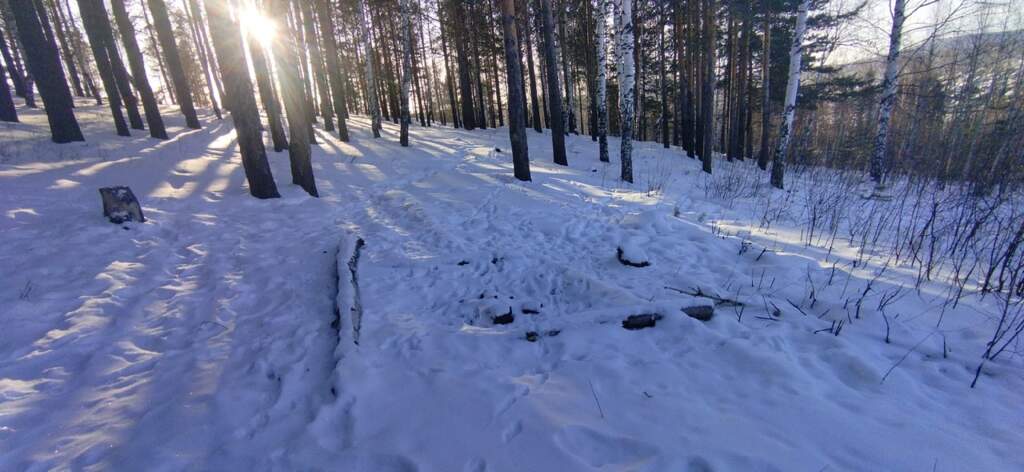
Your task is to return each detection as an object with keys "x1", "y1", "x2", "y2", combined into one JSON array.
[
  {"x1": 106, "y1": 41, "x2": 145, "y2": 130},
  {"x1": 0, "y1": 56, "x2": 18, "y2": 121},
  {"x1": 399, "y1": 0, "x2": 413, "y2": 146},
  {"x1": 523, "y1": 0, "x2": 542, "y2": 133},
  {"x1": 500, "y1": 0, "x2": 531, "y2": 181},
  {"x1": 9, "y1": 0, "x2": 82, "y2": 141},
  {"x1": 269, "y1": 0, "x2": 317, "y2": 196},
  {"x1": 770, "y1": 0, "x2": 810, "y2": 189},
  {"x1": 659, "y1": 12, "x2": 668, "y2": 148},
  {"x1": 700, "y1": 0, "x2": 715, "y2": 174},
  {"x1": 870, "y1": 0, "x2": 906, "y2": 189},
  {"x1": 110, "y1": 0, "x2": 167, "y2": 139},
  {"x1": 76, "y1": 0, "x2": 130, "y2": 136},
  {"x1": 539, "y1": 0, "x2": 566, "y2": 165},
  {"x1": 317, "y1": 0, "x2": 350, "y2": 141},
  {"x1": 359, "y1": 0, "x2": 382, "y2": 137},
  {"x1": 300, "y1": 0, "x2": 333, "y2": 132},
  {"x1": 140, "y1": 0, "x2": 174, "y2": 104},
  {"x1": 0, "y1": 24, "x2": 28, "y2": 98},
  {"x1": 596, "y1": 0, "x2": 610, "y2": 162},
  {"x1": 147, "y1": 0, "x2": 200, "y2": 128},
  {"x1": 451, "y1": 0, "x2": 476, "y2": 130},
  {"x1": 757, "y1": 5, "x2": 770, "y2": 170},
  {"x1": 203, "y1": 0, "x2": 279, "y2": 199},
  {"x1": 184, "y1": 0, "x2": 222, "y2": 119},
  {"x1": 615, "y1": 0, "x2": 635, "y2": 181},
  {"x1": 44, "y1": 0, "x2": 82, "y2": 97},
  {"x1": 248, "y1": 37, "x2": 289, "y2": 152}
]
